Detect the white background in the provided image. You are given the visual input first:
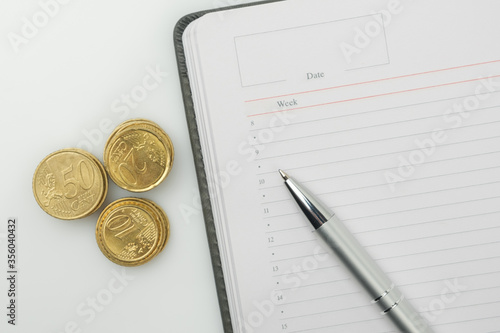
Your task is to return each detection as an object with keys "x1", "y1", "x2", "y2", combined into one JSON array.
[{"x1": 0, "y1": 0, "x2": 257, "y2": 332}]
